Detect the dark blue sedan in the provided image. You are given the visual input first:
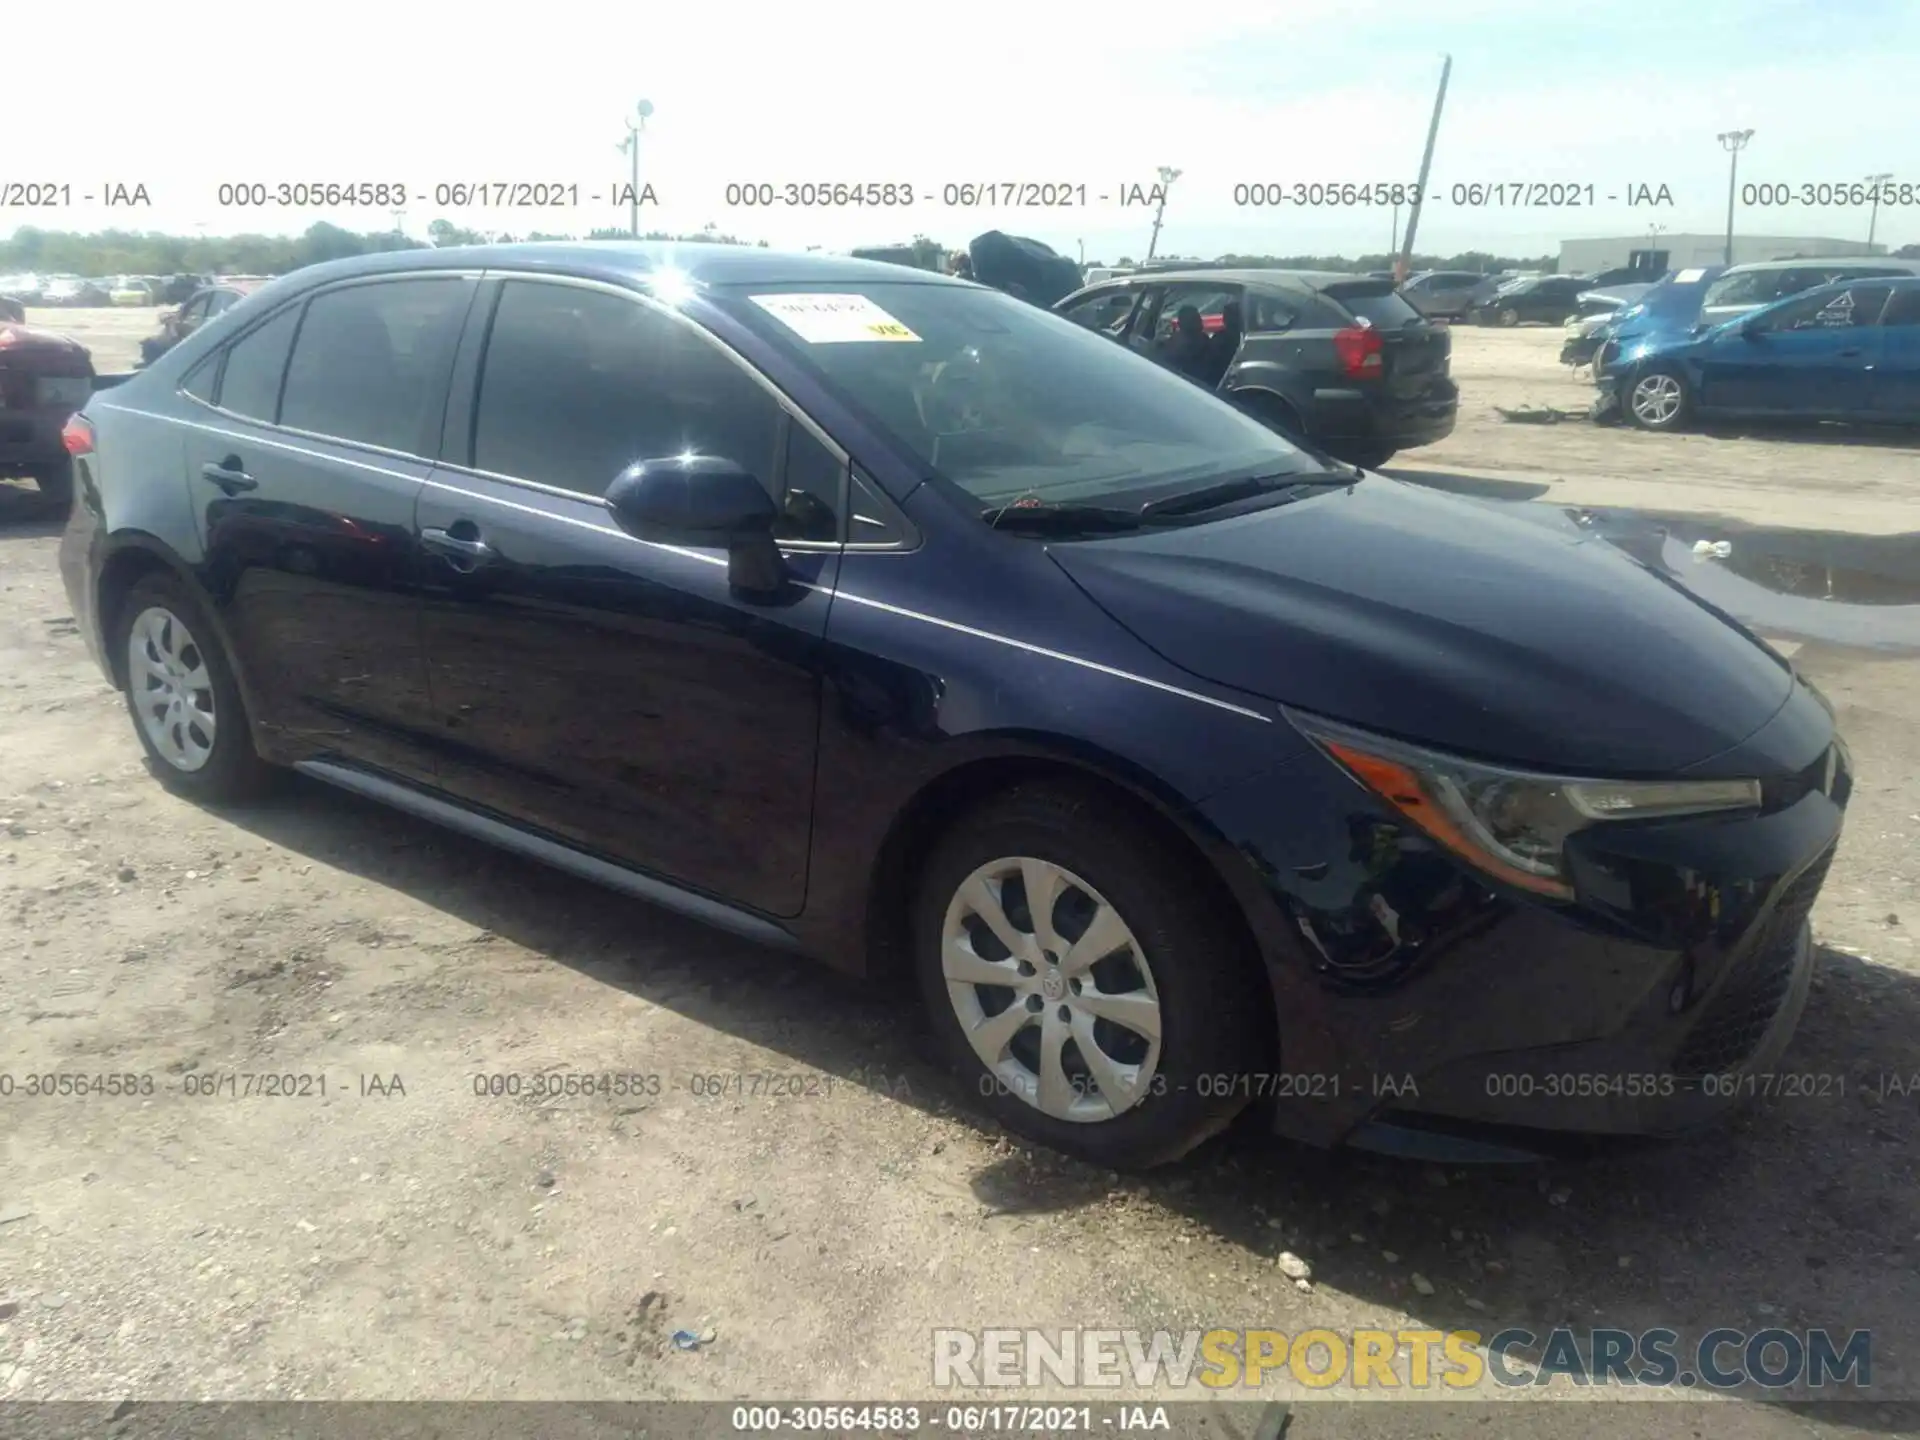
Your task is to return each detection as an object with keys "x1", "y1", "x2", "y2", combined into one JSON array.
[
  {"x1": 56, "y1": 243, "x2": 1850, "y2": 1168},
  {"x1": 1599, "y1": 275, "x2": 1920, "y2": 430}
]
